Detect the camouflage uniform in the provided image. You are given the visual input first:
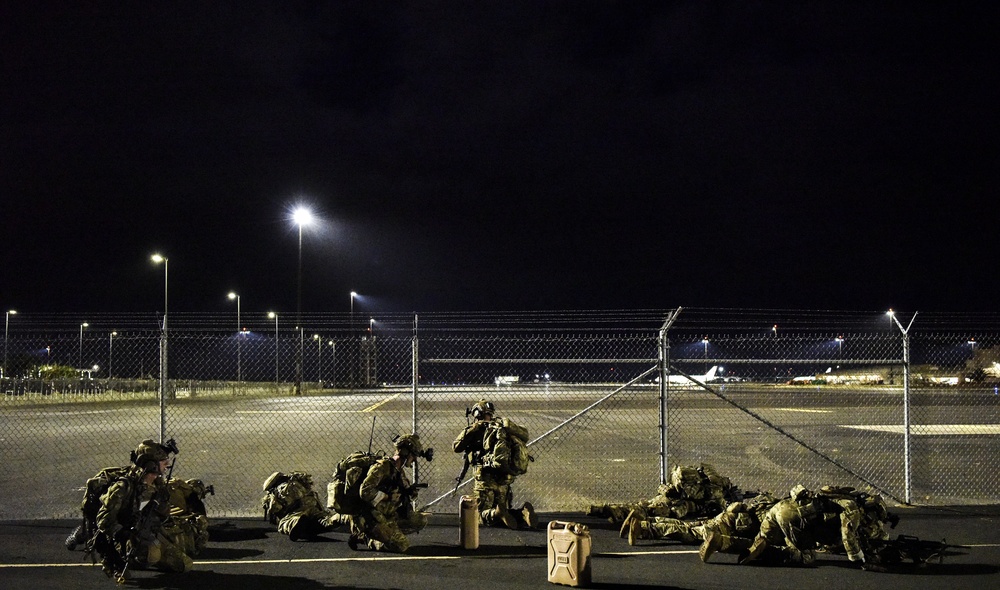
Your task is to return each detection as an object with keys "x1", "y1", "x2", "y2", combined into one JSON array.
[
  {"x1": 589, "y1": 463, "x2": 738, "y2": 523},
  {"x1": 453, "y1": 400, "x2": 536, "y2": 529},
  {"x1": 262, "y1": 472, "x2": 348, "y2": 540},
  {"x1": 93, "y1": 443, "x2": 193, "y2": 579},
  {"x1": 160, "y1": 478, "x2": 212, "y2": 556},
  {"x1": 346, "y1": 434, "x2": 429, "y2": 552},
  {"x1": 742, "y1": 485, "x2": 888, "y2": 570},
  {"x1": 623, "y1": 492, "x2": 779, "y2": 555}
]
